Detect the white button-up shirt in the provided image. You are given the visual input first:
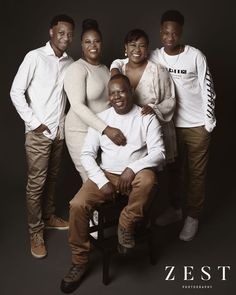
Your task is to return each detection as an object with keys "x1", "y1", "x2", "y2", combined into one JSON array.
[{"x1": 10, "y1": 42, "x2": 73, "y2": 140}]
